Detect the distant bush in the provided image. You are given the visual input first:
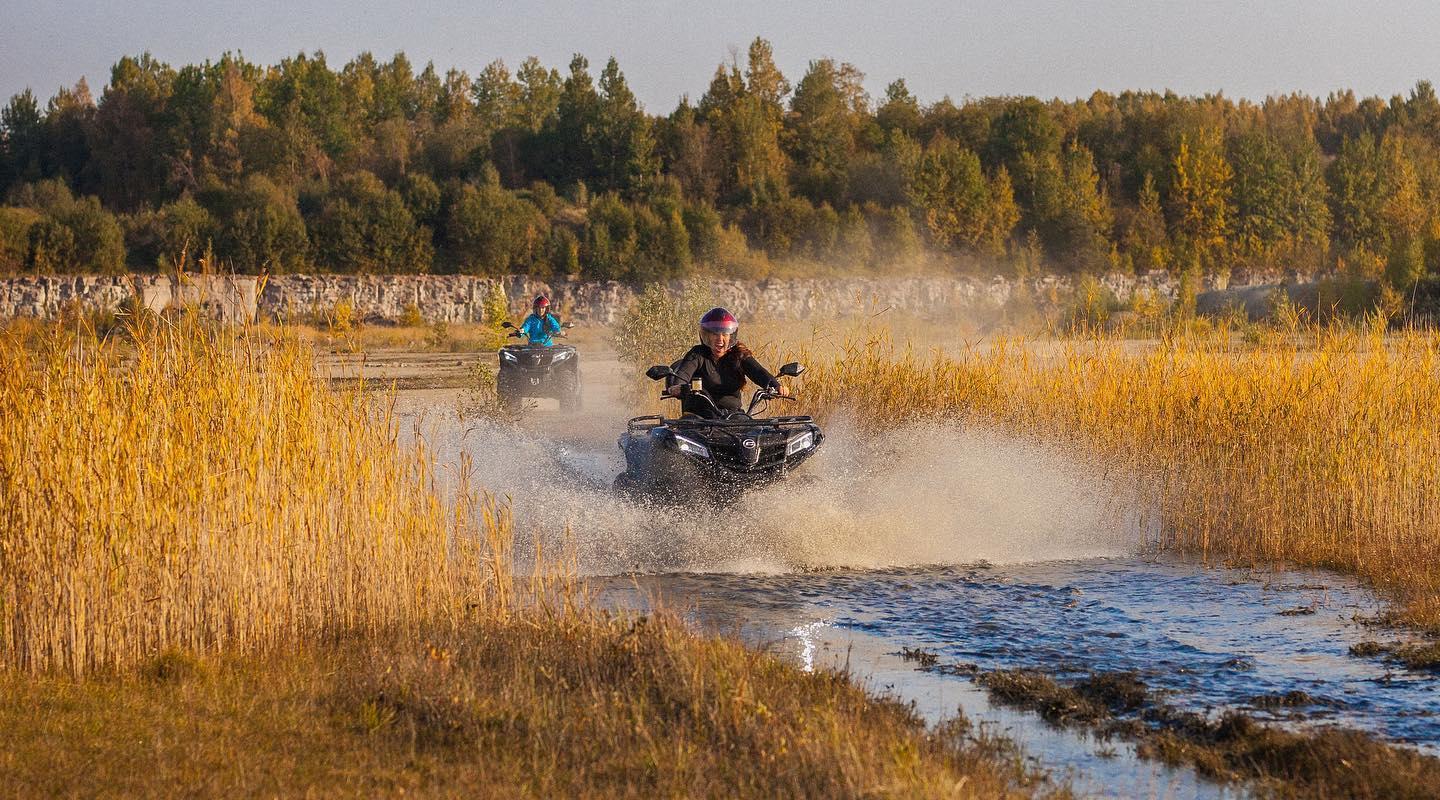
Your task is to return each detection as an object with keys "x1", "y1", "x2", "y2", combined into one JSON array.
[{"x1": 613, "y1": 282, "x2": 708, "y2": 368}]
